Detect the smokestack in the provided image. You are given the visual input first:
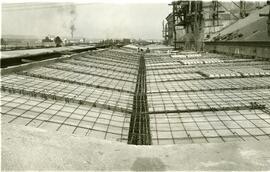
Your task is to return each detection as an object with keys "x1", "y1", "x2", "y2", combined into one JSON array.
[{"x1": 71, "y1": 25, "x2": 75, "y2": 38}]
